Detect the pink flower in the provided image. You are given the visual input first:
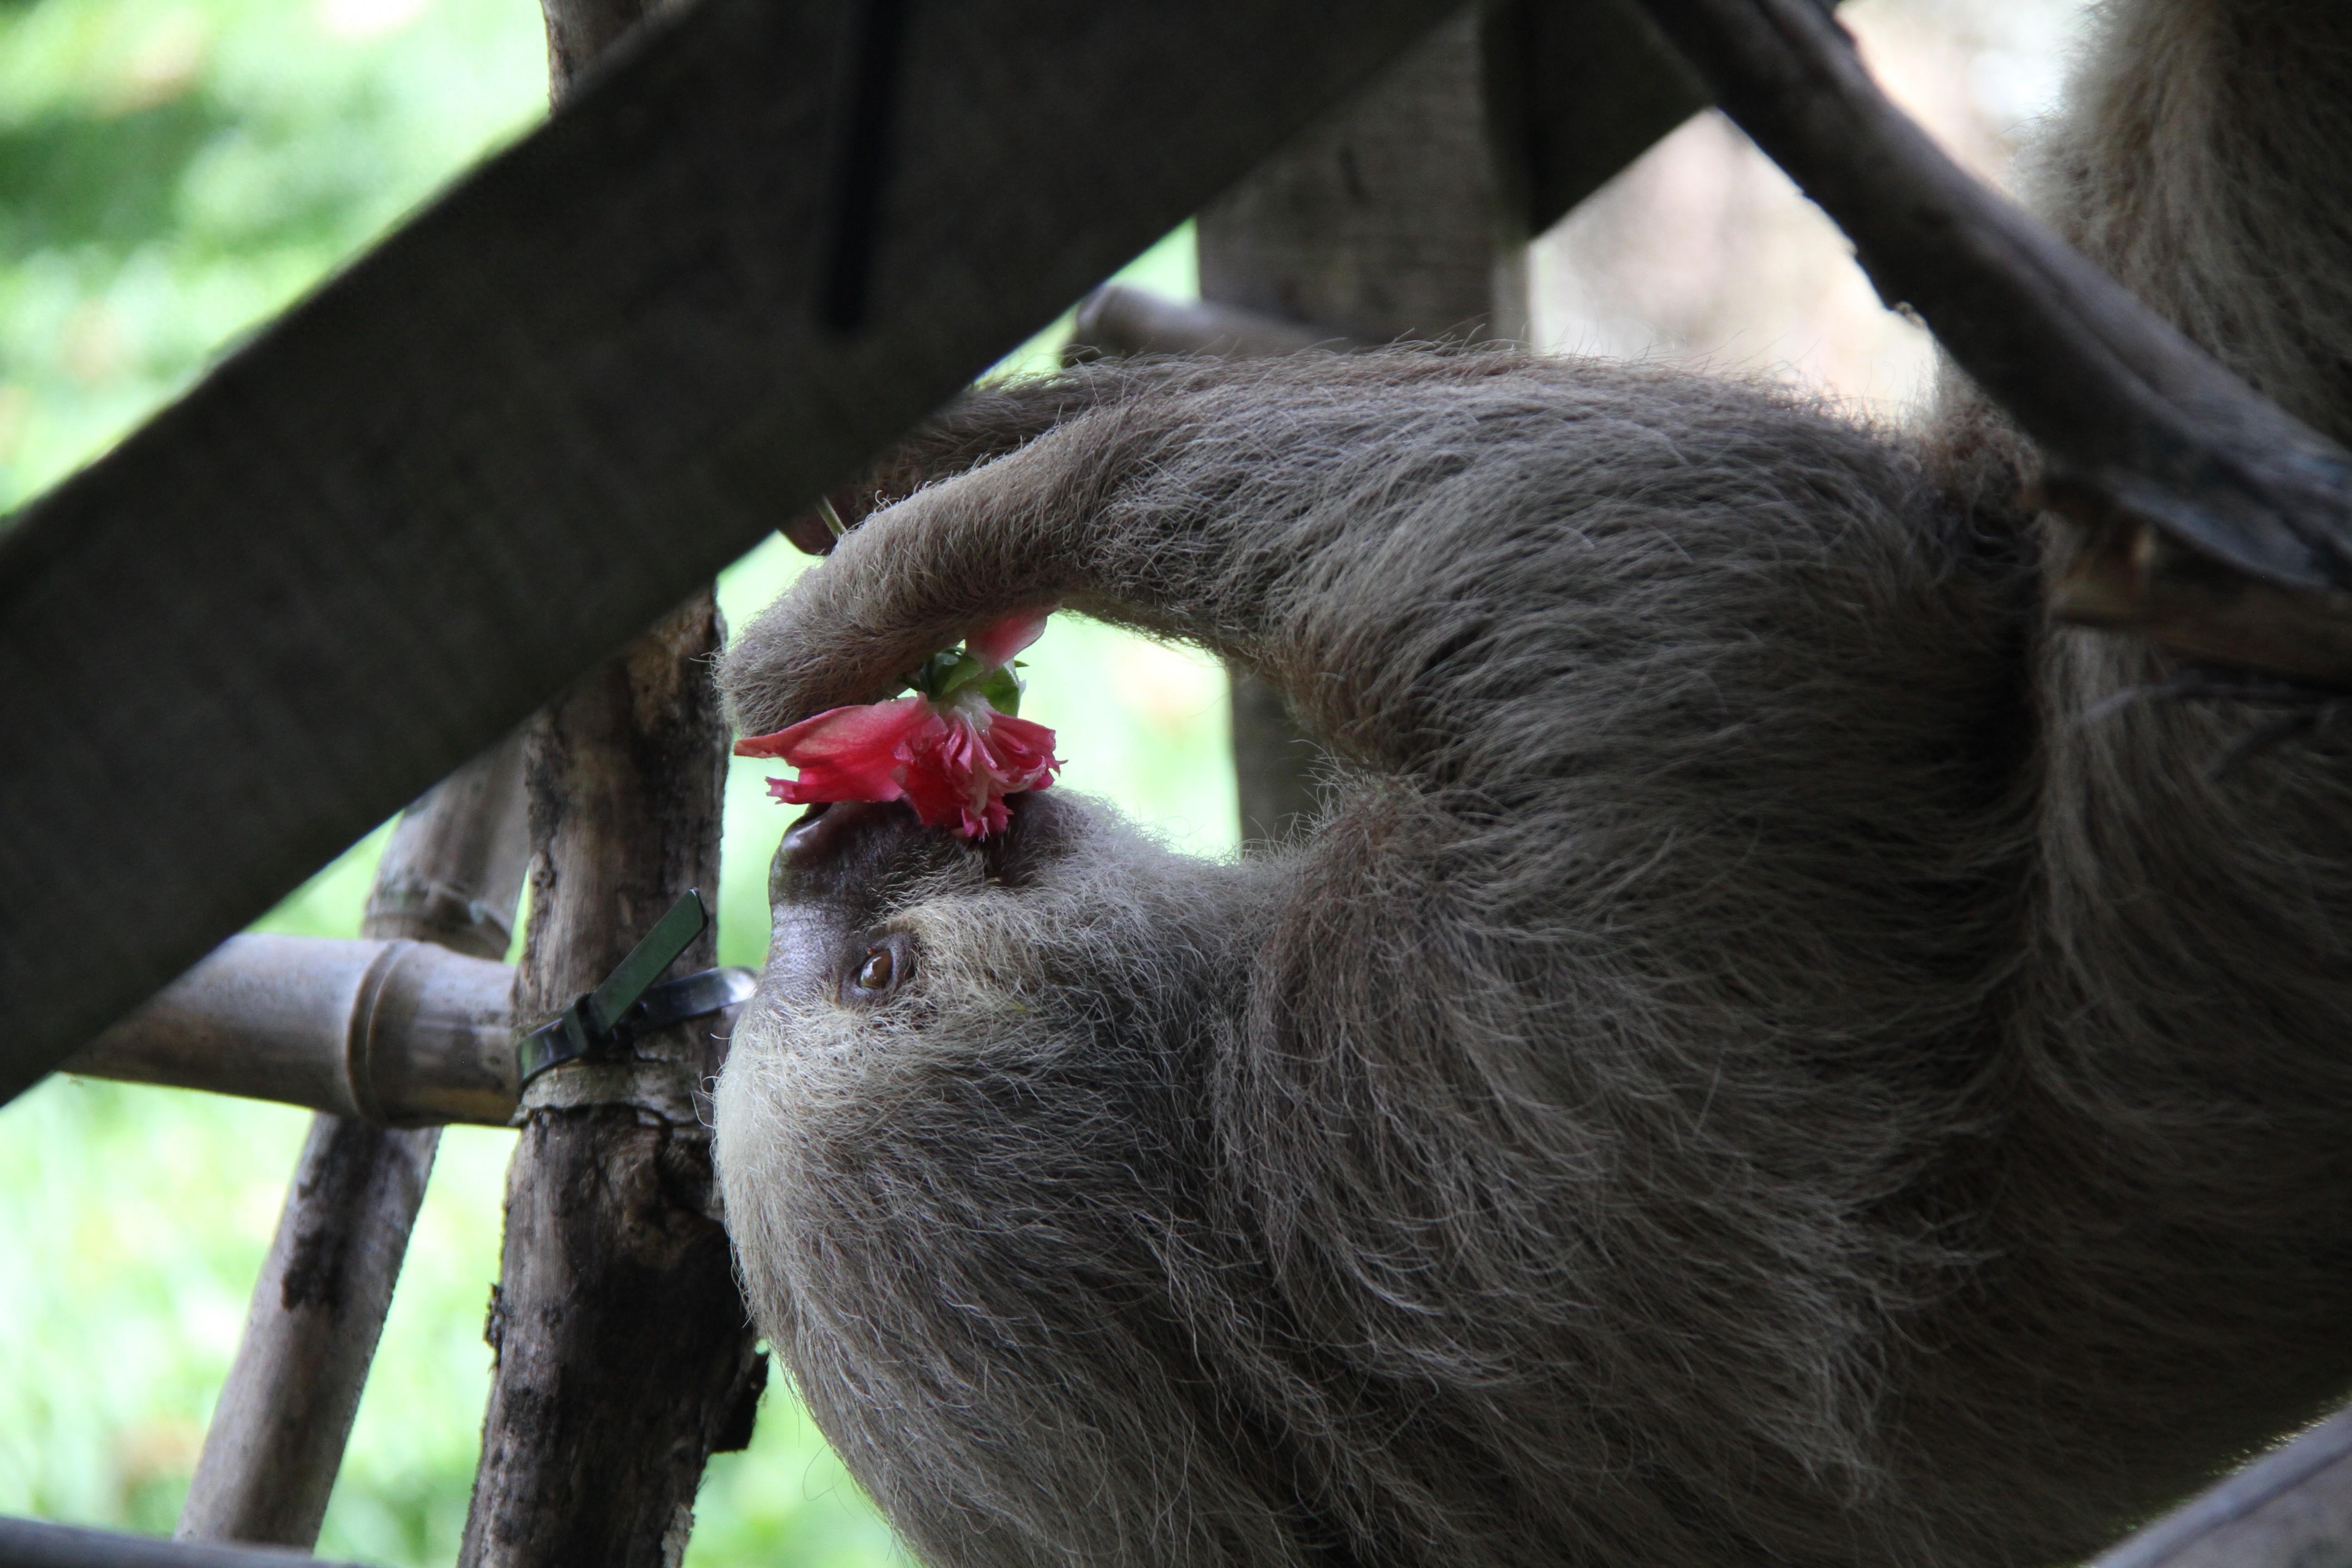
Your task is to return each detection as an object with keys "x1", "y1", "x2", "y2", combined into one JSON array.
[{"x1": 735, "y1": 609, "x2": 1063, "y2": 839}]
